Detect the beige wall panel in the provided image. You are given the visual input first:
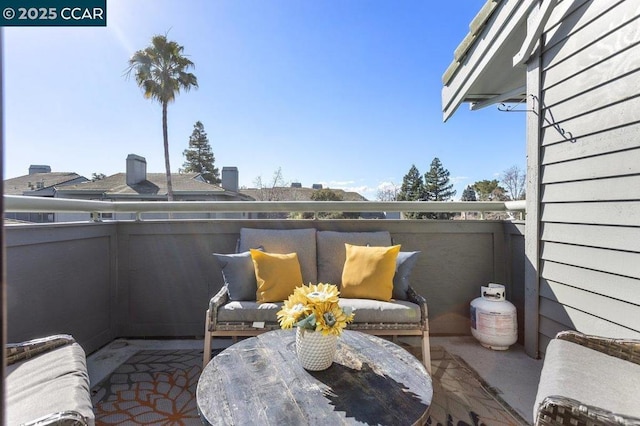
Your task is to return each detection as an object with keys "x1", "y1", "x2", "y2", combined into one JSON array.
[
  {"x1": 543, "y1": 49, "x2": 640, "y2": 109},
  {"x1": 540, "y1": 95, "x2": 640, "y2": 146},
  {"x1": 542, "y1": 0, "x2": 638, "y2": 84},
  {"x1": 541, "y1": 148, "x2": 640, "y2": 183},
  {"x1": 541, "y1": 260, "x2": 640, "y2": 305},
  {"x1": 540, "y1": 279, "x2": 639, "y2": 331},
  {"x1": 541, "y1": 223, "x2": 640, "y2": 253},
  {"x1": 541, "y1": 241, "x2": 640, "y2": 279},
  {"x1": 541, "y1": 201, "x2": 640, "y2": 226},
  {"x1": 542, "y1": 121, "x2": 640, "y2": 164},
  {"x1": 539, "y1": 316, "x2": 572, "y2": 348},
  {"x1": 543, "y1": 0, "x2": 612, "y2": 55},
  {"x1": 539, "y1": 298, "x2": 640, "y2": 339},
  {"x1": 541, "y1": 175, "x2": 640, "y2": 202}
]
